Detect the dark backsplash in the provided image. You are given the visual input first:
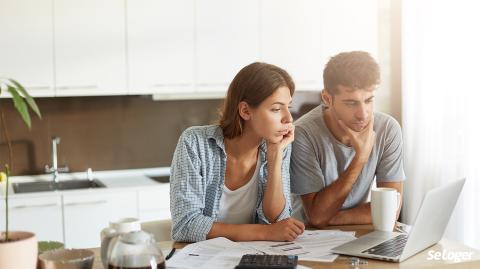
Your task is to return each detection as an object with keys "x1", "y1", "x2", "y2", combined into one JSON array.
[
  {"x1": 0, "y1": 96, "x2": 222, "y2": 175},
  {"x1": 0, "y1": 92, "x2": 321, "y2": 175}
]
